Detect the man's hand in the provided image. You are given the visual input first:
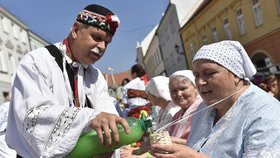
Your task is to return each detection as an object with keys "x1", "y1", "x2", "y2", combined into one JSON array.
[{"x1": 90, "y1": 112, "x2": 130, "y2": 145}]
